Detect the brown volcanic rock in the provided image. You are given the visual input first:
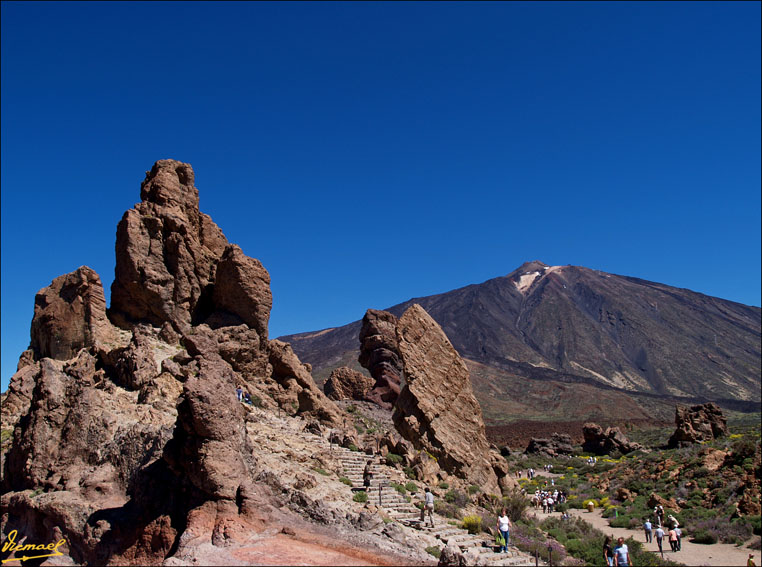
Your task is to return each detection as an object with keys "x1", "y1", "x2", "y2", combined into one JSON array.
[
  {"x1": 525, "y1": 433, "x2": 575, "y2": 457},
  {"x1": 164, "y1": 362, "x2": 257, "y2": 501},
  {"x1": 582, "y1": 423, "x2": 642, "y2": 455},
  {"x1": 323, "y1": 366, "x2": 374, "y2": 401},
  {"x1": 392, "y1": 304, "x2": 499, "y2": 493},
  {"x1": 114, "y1": 325, "x2": 159, "y2": 390},
  {"x1": 30, "y1": 266, "x2": 119, "y2": 360},
  {"x1": 211, "y1": 244, "x2": 272, "y2": 338},
  {"x1": 667, "y1": 402, "x2": 729, "y2": 448},
  {"x1": 358, "y1": 309, "x2": 403, "y2": 409},
  {"x1": 110, "y1": 159, "x2": 228, "y2": 332}
]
